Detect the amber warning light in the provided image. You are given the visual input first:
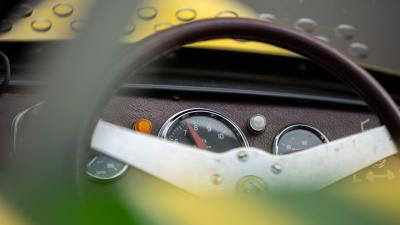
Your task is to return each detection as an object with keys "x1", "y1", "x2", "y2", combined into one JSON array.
[{"x1": 133, "y1": 119, "x2": 153, "y2": 134}]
